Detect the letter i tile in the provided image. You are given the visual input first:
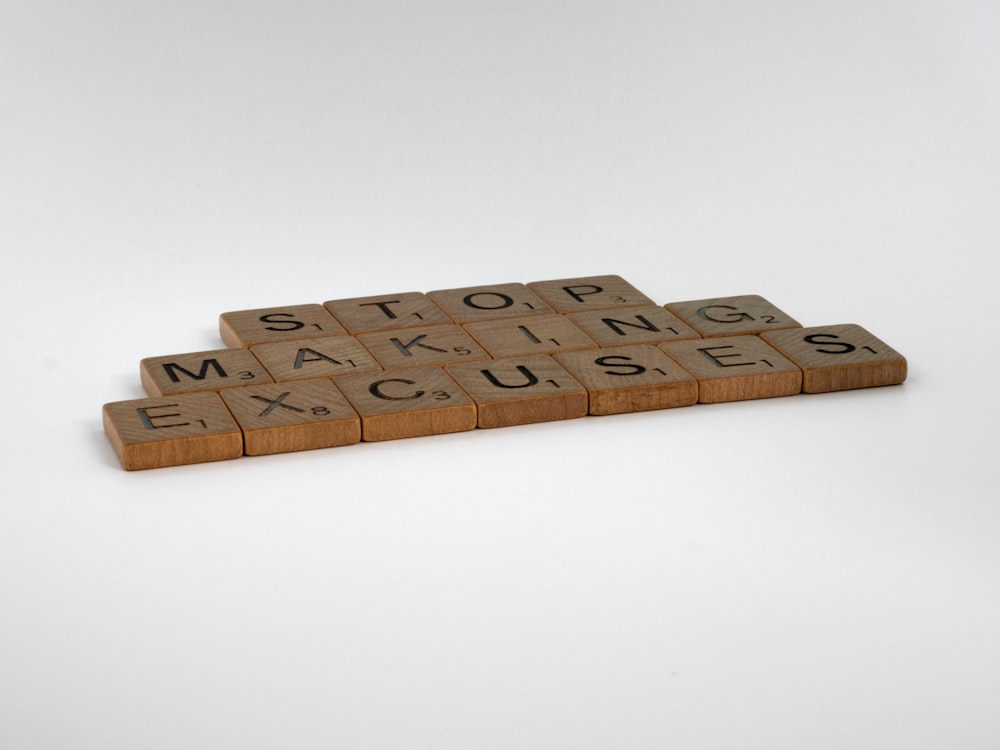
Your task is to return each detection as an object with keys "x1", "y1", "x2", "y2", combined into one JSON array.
[
  {"x1": 102, "y1": 392, "x2": 243, "y2": 470},
  {"x1": 659, "y1": 335, "x2": 802, "y2": 403},
  {"x1": 219, "y1": 379, "x2": 361, "y2": 455},
  {"x1": 760, "y1": 324, "x2": 907, "y2": 393},
  {"x1": 445, "y1": 355, "x2": 589, "y2": 428}
]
